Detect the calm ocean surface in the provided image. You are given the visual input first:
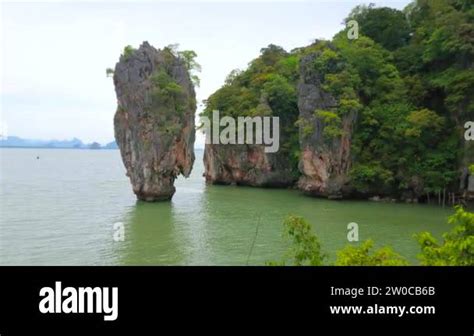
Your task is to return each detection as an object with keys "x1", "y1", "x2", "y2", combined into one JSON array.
[{"x1": 0, "y1": 148, "x2": 452, "y2": 265}]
